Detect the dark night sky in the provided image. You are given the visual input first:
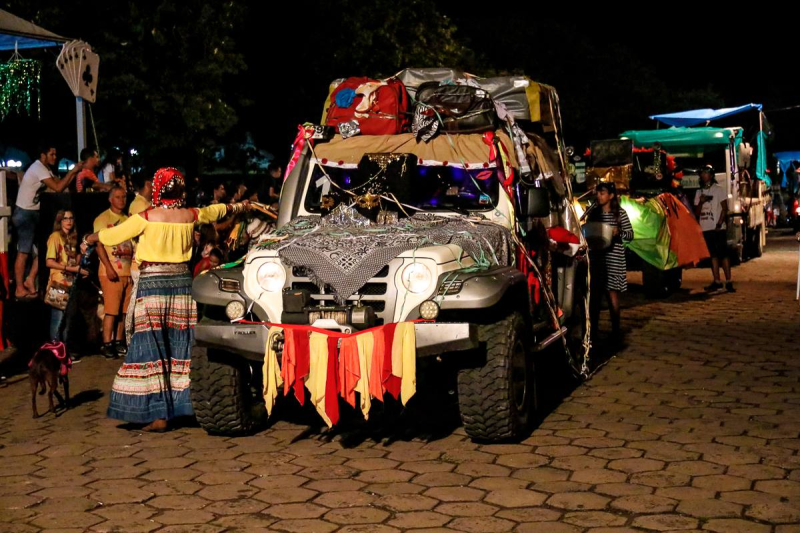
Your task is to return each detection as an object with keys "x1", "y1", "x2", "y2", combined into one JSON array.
[
  {"x1": 237, "y1": 12, "x2": 799, "y2": 160},
  {"x1": 3, "y1": 7, "x2": 798, "y2": 168}
]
